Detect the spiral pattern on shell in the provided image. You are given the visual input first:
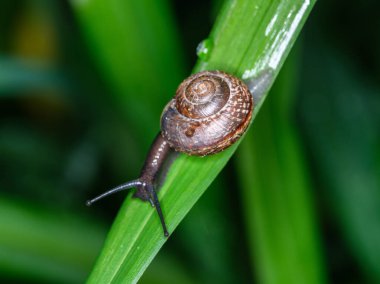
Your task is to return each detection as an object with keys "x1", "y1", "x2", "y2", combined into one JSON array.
[{"x1": 160, "y1": 70, "x2": 254, "y2": 156}]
